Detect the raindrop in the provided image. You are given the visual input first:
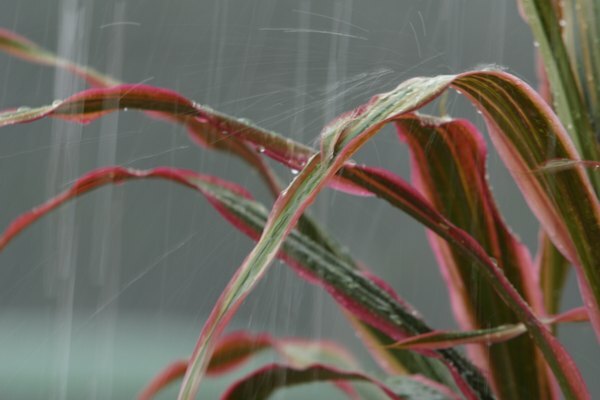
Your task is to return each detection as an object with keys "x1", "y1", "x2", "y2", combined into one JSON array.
[
  {"x1": 290, "y1": 168, "x2": 299, "y2": 175},
  {"x1": 559, "y1": 19, "x2": 567, "y2": 27},
  {"x1": 52, "y1": 99, "x2": 62, "y2": 107},
  {"x1": 257, "y1": 146, "x2": 265, "y2": 153},
  {"x1": 123, "y1": 107, "x2": 129, "y2": 112},
  {"x1": 17, "y1": 106, "x2": 31, "y2": 112},
  {"x1": 438, "y1": 222, "x2": 450, "y2": 231},
  {"x1": 533, "y1": 41, "x2": 540, "y2": 48}
]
